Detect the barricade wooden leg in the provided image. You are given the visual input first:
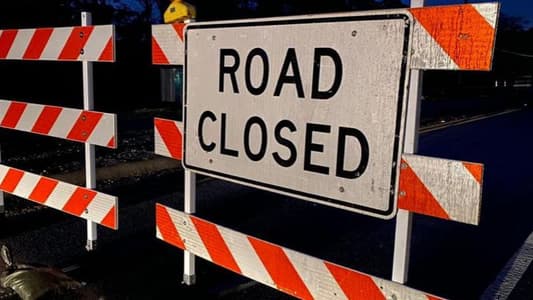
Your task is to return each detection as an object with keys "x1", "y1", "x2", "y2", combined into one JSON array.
[{"x1": 183, "y1": 170, "x2": 196, "y2": 285}]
